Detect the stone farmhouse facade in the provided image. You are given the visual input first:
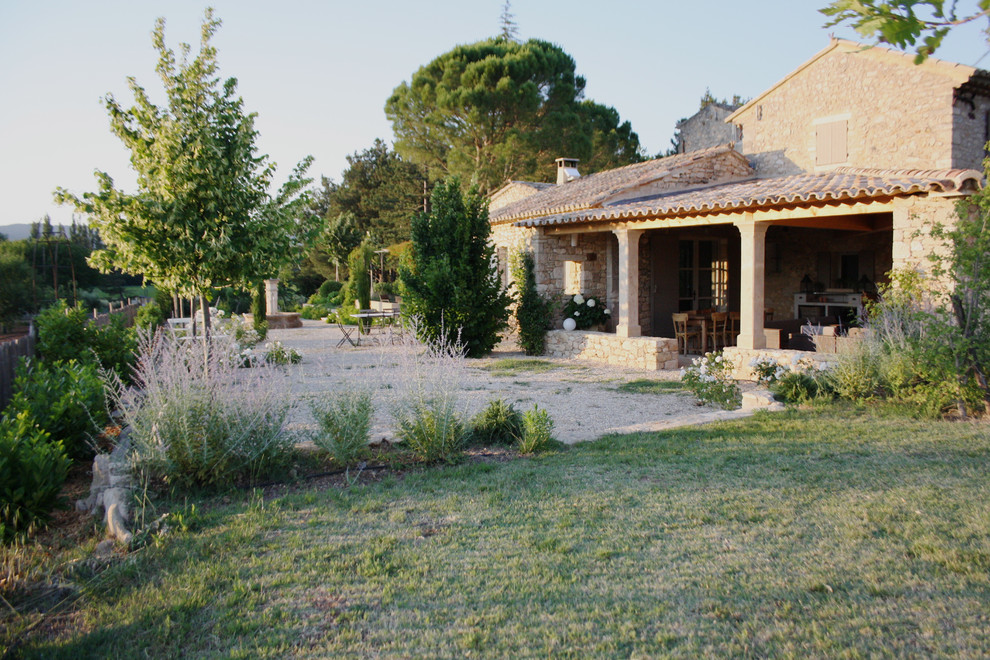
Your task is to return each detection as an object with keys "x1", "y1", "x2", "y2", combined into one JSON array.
[{"x1": 488, "y1": 39, "x2": 987, "y2": 372}]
